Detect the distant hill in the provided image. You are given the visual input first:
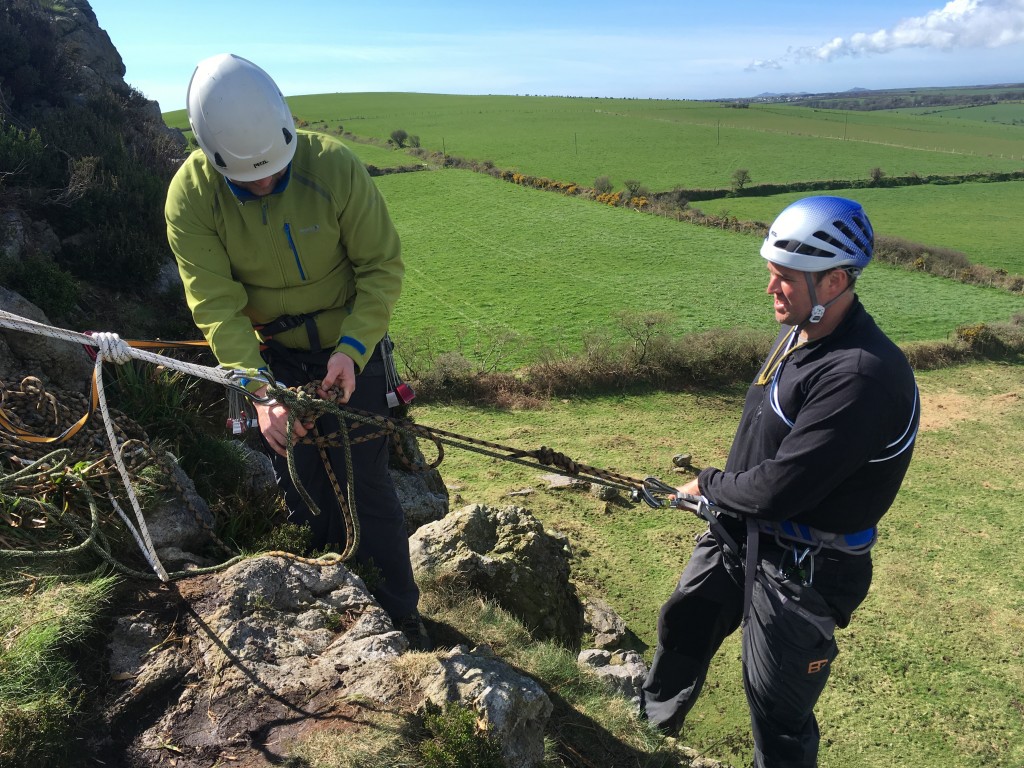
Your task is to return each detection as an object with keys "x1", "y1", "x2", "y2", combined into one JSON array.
[{"x1": 728, "y1": 82, "x2": 1024, "y2": 110}]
